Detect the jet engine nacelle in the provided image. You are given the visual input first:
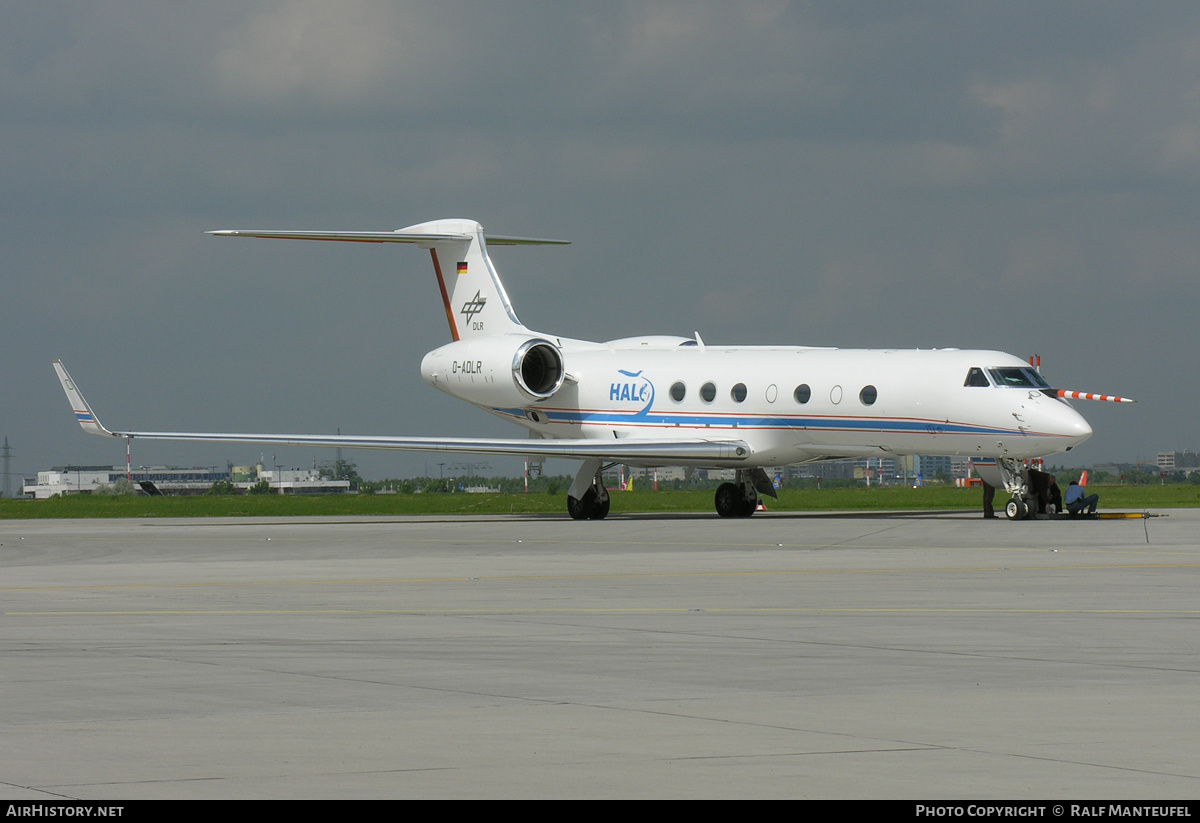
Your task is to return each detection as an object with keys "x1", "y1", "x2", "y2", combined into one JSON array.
[{"x1": 420, "y1": 335, "x2": 565, "y2": 408}]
